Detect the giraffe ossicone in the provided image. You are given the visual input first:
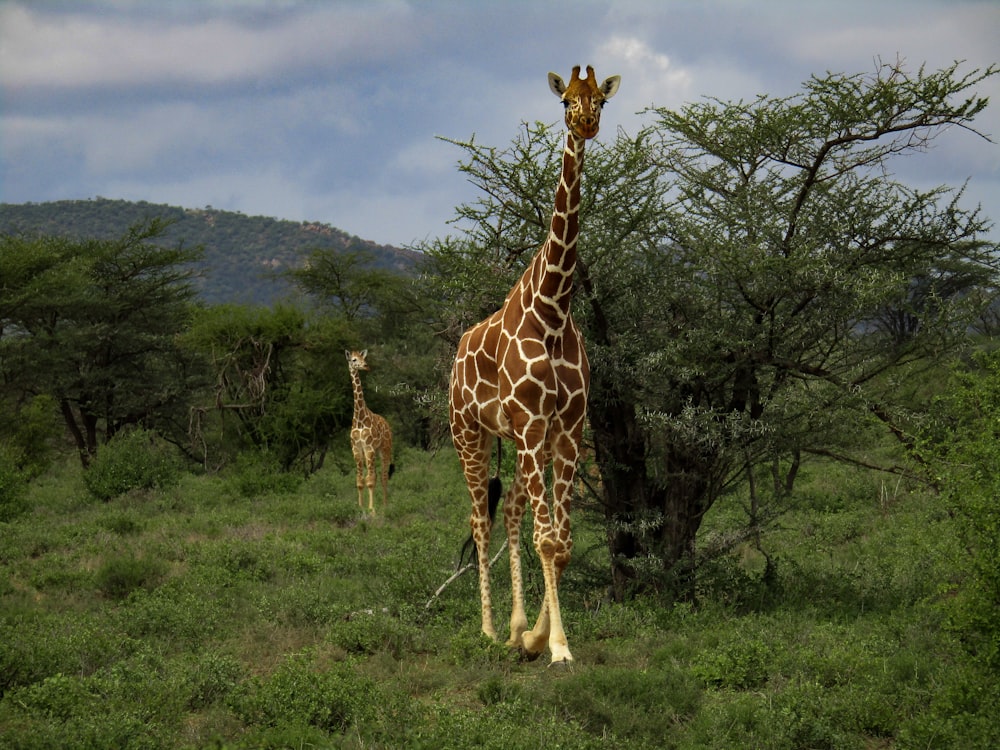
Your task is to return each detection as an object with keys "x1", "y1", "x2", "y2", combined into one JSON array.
[
  {"x1": 449, "y1": 65, "x2": 619, "y2": 665},
  {"x1": 345, "y1": 349, "x2": 394, "y2": 513}
]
